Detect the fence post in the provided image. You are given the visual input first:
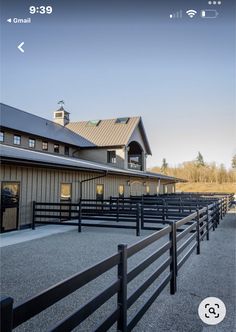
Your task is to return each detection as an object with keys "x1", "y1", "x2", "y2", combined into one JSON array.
[
  {"x1": 32, "y1": 201, "x2": 36, "y2": 230},
  {"x1": 78, "y1": 200, "x2": 82, "y2": 233},
  {"x1": 141, "y1": 204, "x2": 144, "y2": 230},
  {"x1": 102, "y1": 197, "x2": 104, "y2": 213},
  {"x1": 212, "y1": 203, "x2": 216, "y2": 231},
  {"x1": 110, "y1": 196, "x2": 112, "y2": 211},
  {"x1": 217, "y1": 200, "x2": 220, "y2": 225},
  {"x1": 169, "y1": 221, "x2": 177, "y2": 294},
  {"x1": 162, "y1": 199, "x2": 166, "y2": 222},
  {"x1": 196, "y1": 209, "x2": 200, "y2": 255},
  {"x1": 136, "y1": 203, "x2": 140, "y2": 236},
  {"x1": 206, "y1": 206, "x2": 209, "y2": 241},
  {"x1": 215, "y1": 201, "x2": 218, "y2": 227},
  {"x1": 214, "y1": 202, "x2": 218, "y2": 229},
  {"x1": 219, "y1": 199, "x2": 222, "y2": 220},
  {"x1": 117, "y1": 198, "x2": 120, "y2": 223},
  {"x1": 0, "y1": 296, "x2": 13, "y2": 332},
  {"x1": 69, "y1": 202, "x2": 72, "y2": 221},
  {"x1": 117, "y1": 244, "x2": 128, "y2": 332}
]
